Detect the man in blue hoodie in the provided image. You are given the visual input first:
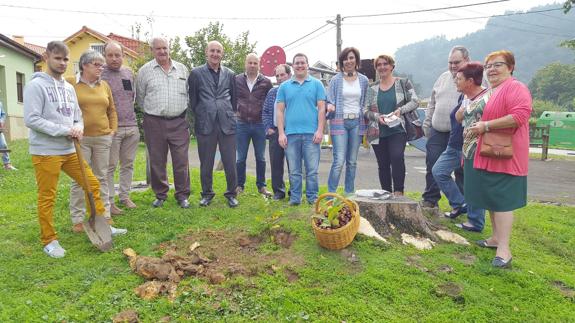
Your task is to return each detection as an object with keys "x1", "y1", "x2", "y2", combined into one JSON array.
[{"x1": 24, "y1": 41, "x2": 107, "y2": 258}]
